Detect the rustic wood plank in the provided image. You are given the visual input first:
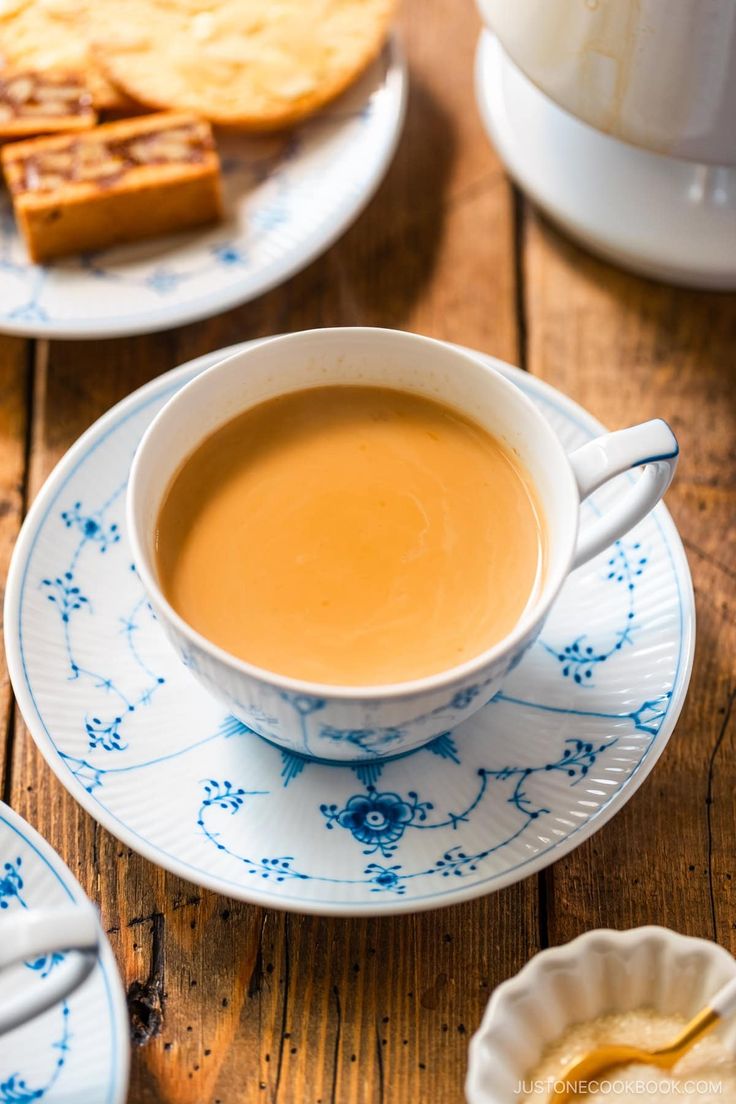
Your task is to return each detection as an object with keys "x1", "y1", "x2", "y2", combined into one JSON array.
[
  {"x1": 166, "y1": 0, "x2": 518, "y2": 368},
  {"x1": 7, "y1": 9, "x2": 735, "y2": 1104},
  {"x1": 0, "y1": 336, "x2": 30, "y2": 798},
  {"x1": 521, "y1": 209, "x2": 736, "y2": 948},
  {"x1": 6, "y1": 3, "x2": 536, "y2": 1103}
]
